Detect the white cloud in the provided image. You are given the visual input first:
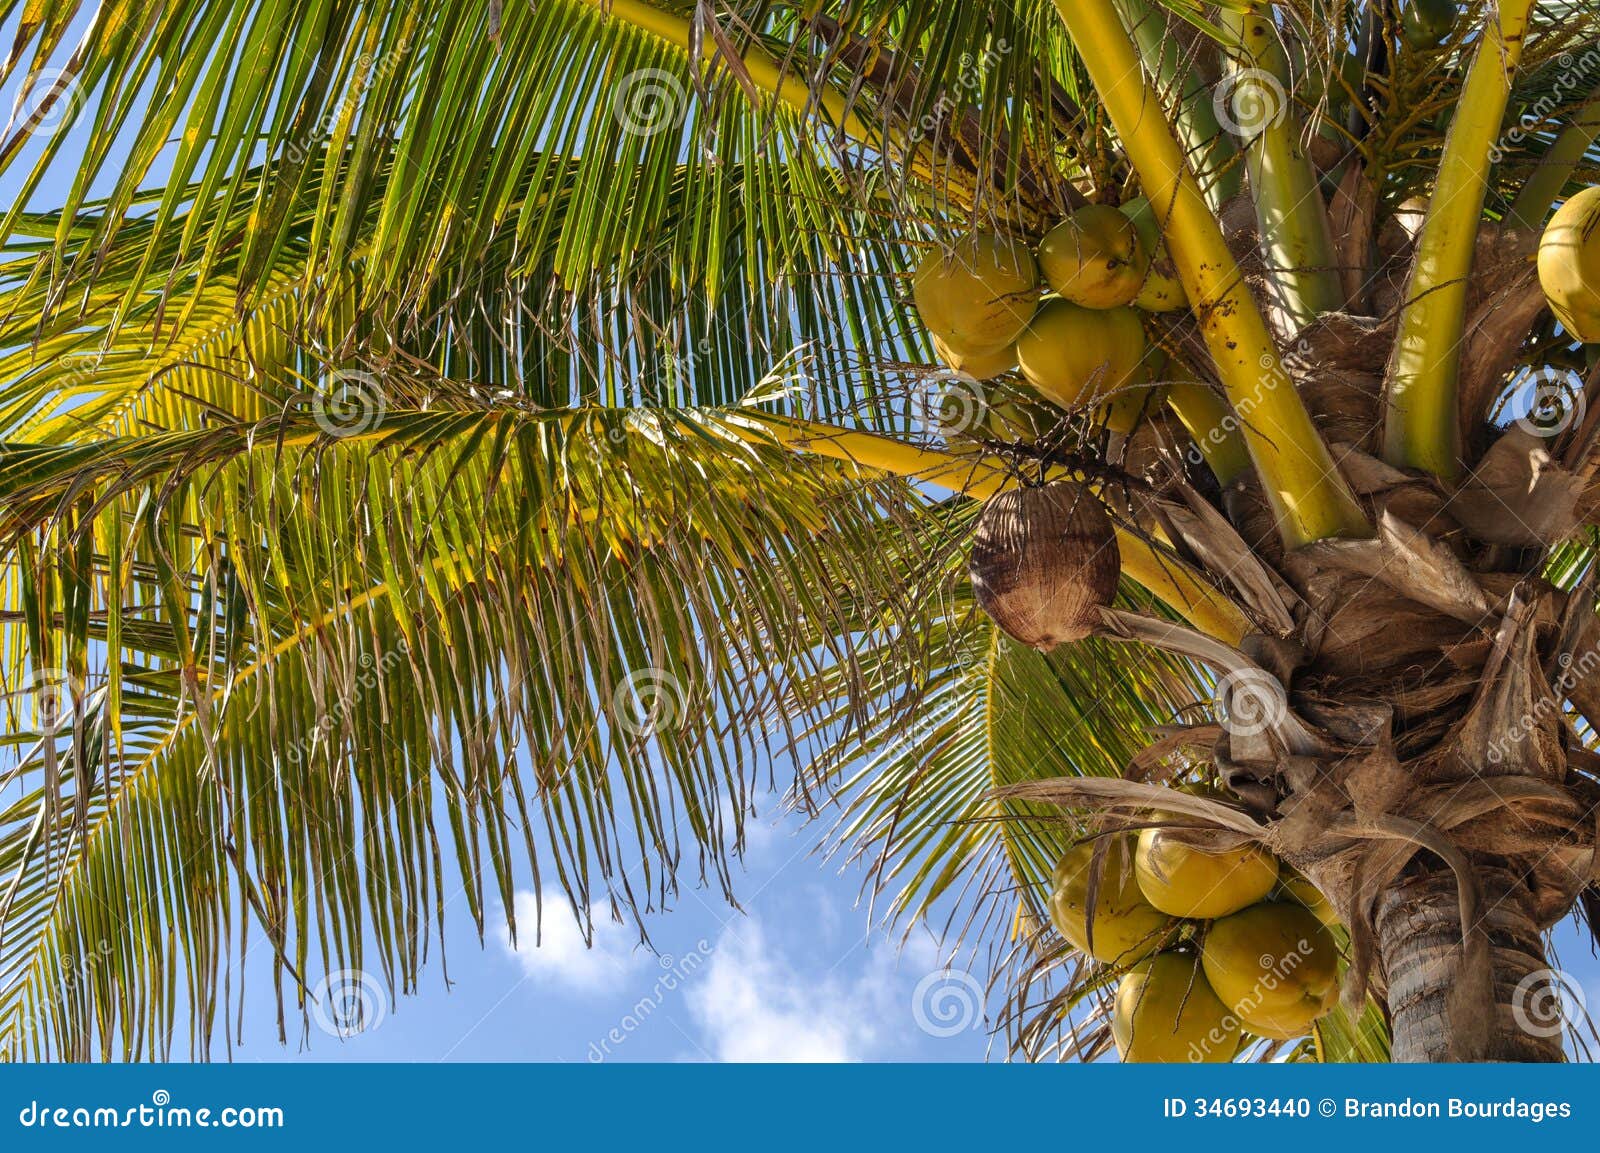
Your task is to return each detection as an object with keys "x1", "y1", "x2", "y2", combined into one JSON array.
[
  {"x1": 685, "y1": 919, "x2": 952, "y2": 1061},
  {"x1": 498, "y1": 893, "x2": 645, "y2": 995}
]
